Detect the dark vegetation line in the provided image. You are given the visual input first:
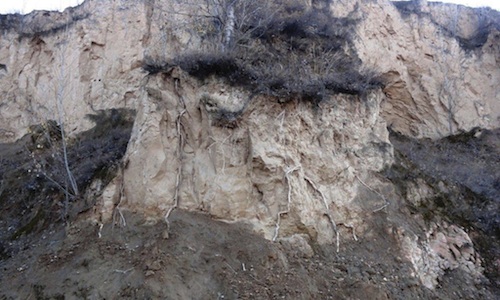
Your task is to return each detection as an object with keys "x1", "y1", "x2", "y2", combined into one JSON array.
[
  {"x1": 0, "y1": 5, "x2": 89, "y2": 40},
  {"x1": 143, "y1": 0, "x2": 383, "y2": 104}
]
